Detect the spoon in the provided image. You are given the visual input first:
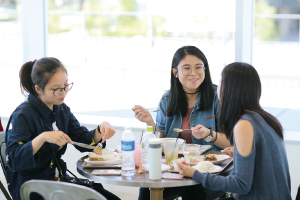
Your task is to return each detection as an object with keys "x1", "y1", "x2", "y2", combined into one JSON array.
[{"x1": 173, "y1": 128, "x2": 192, "y2": 132}]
